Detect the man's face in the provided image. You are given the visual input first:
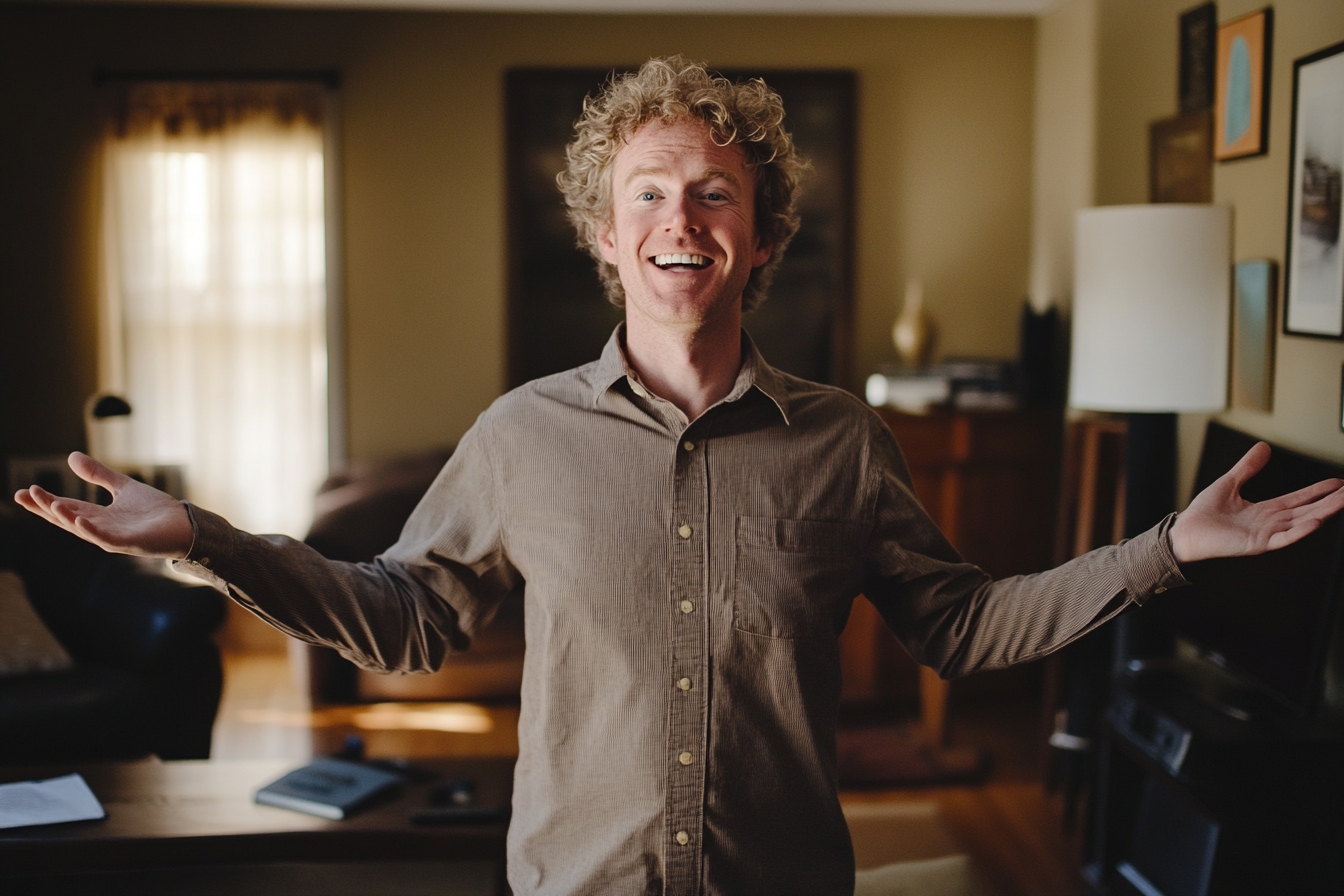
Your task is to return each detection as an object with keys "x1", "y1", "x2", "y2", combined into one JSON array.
[{"x1": 598, "y1": 118, "x2": 772, "y2": 333}]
